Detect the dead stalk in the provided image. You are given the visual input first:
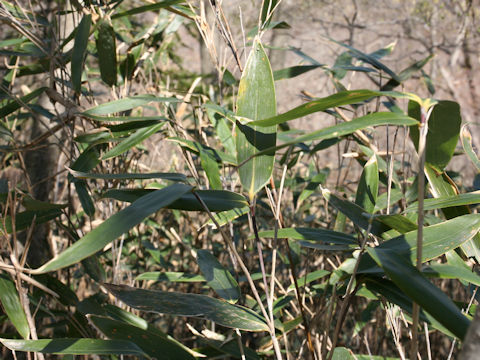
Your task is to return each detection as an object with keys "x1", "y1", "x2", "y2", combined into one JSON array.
[{"x1": 192, "y1": 191, "x2": 284, "y2": 359}]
